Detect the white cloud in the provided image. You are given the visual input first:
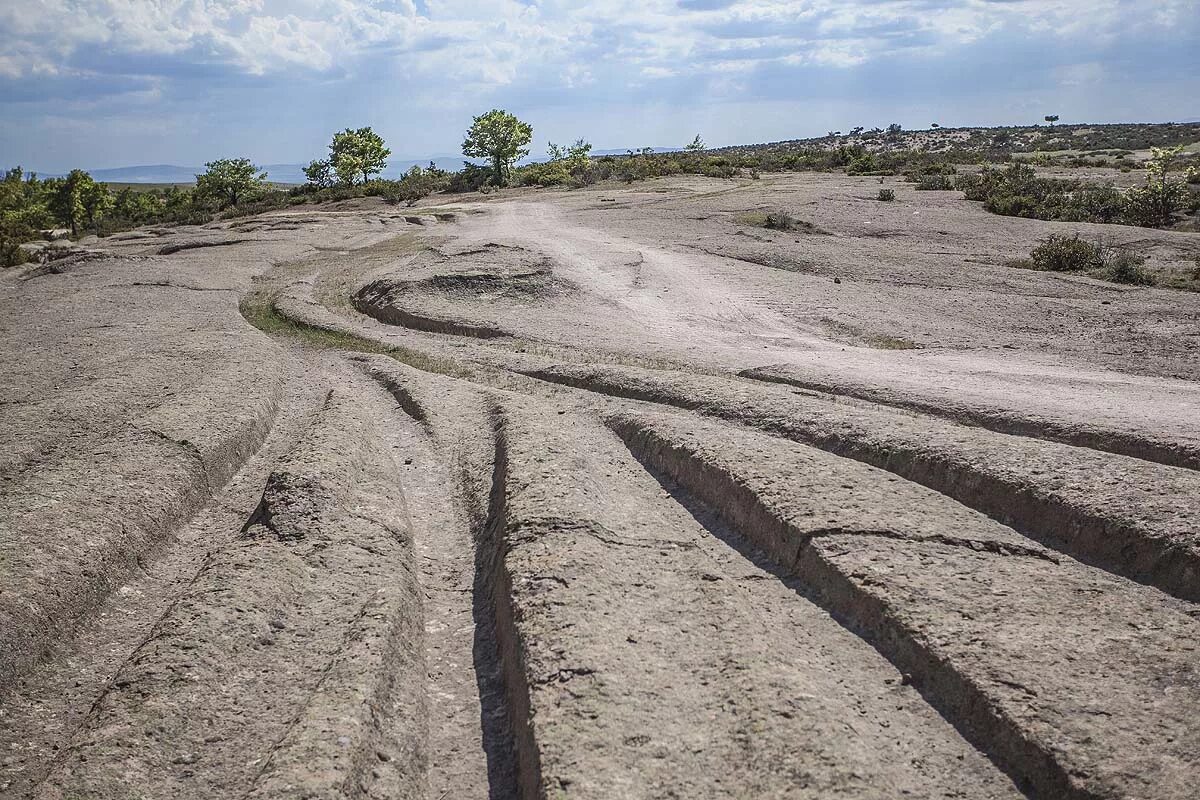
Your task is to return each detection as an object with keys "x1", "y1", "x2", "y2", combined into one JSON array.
[{"x1": 0, "y1": 0, "x2": 1187, "y2": 93}]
